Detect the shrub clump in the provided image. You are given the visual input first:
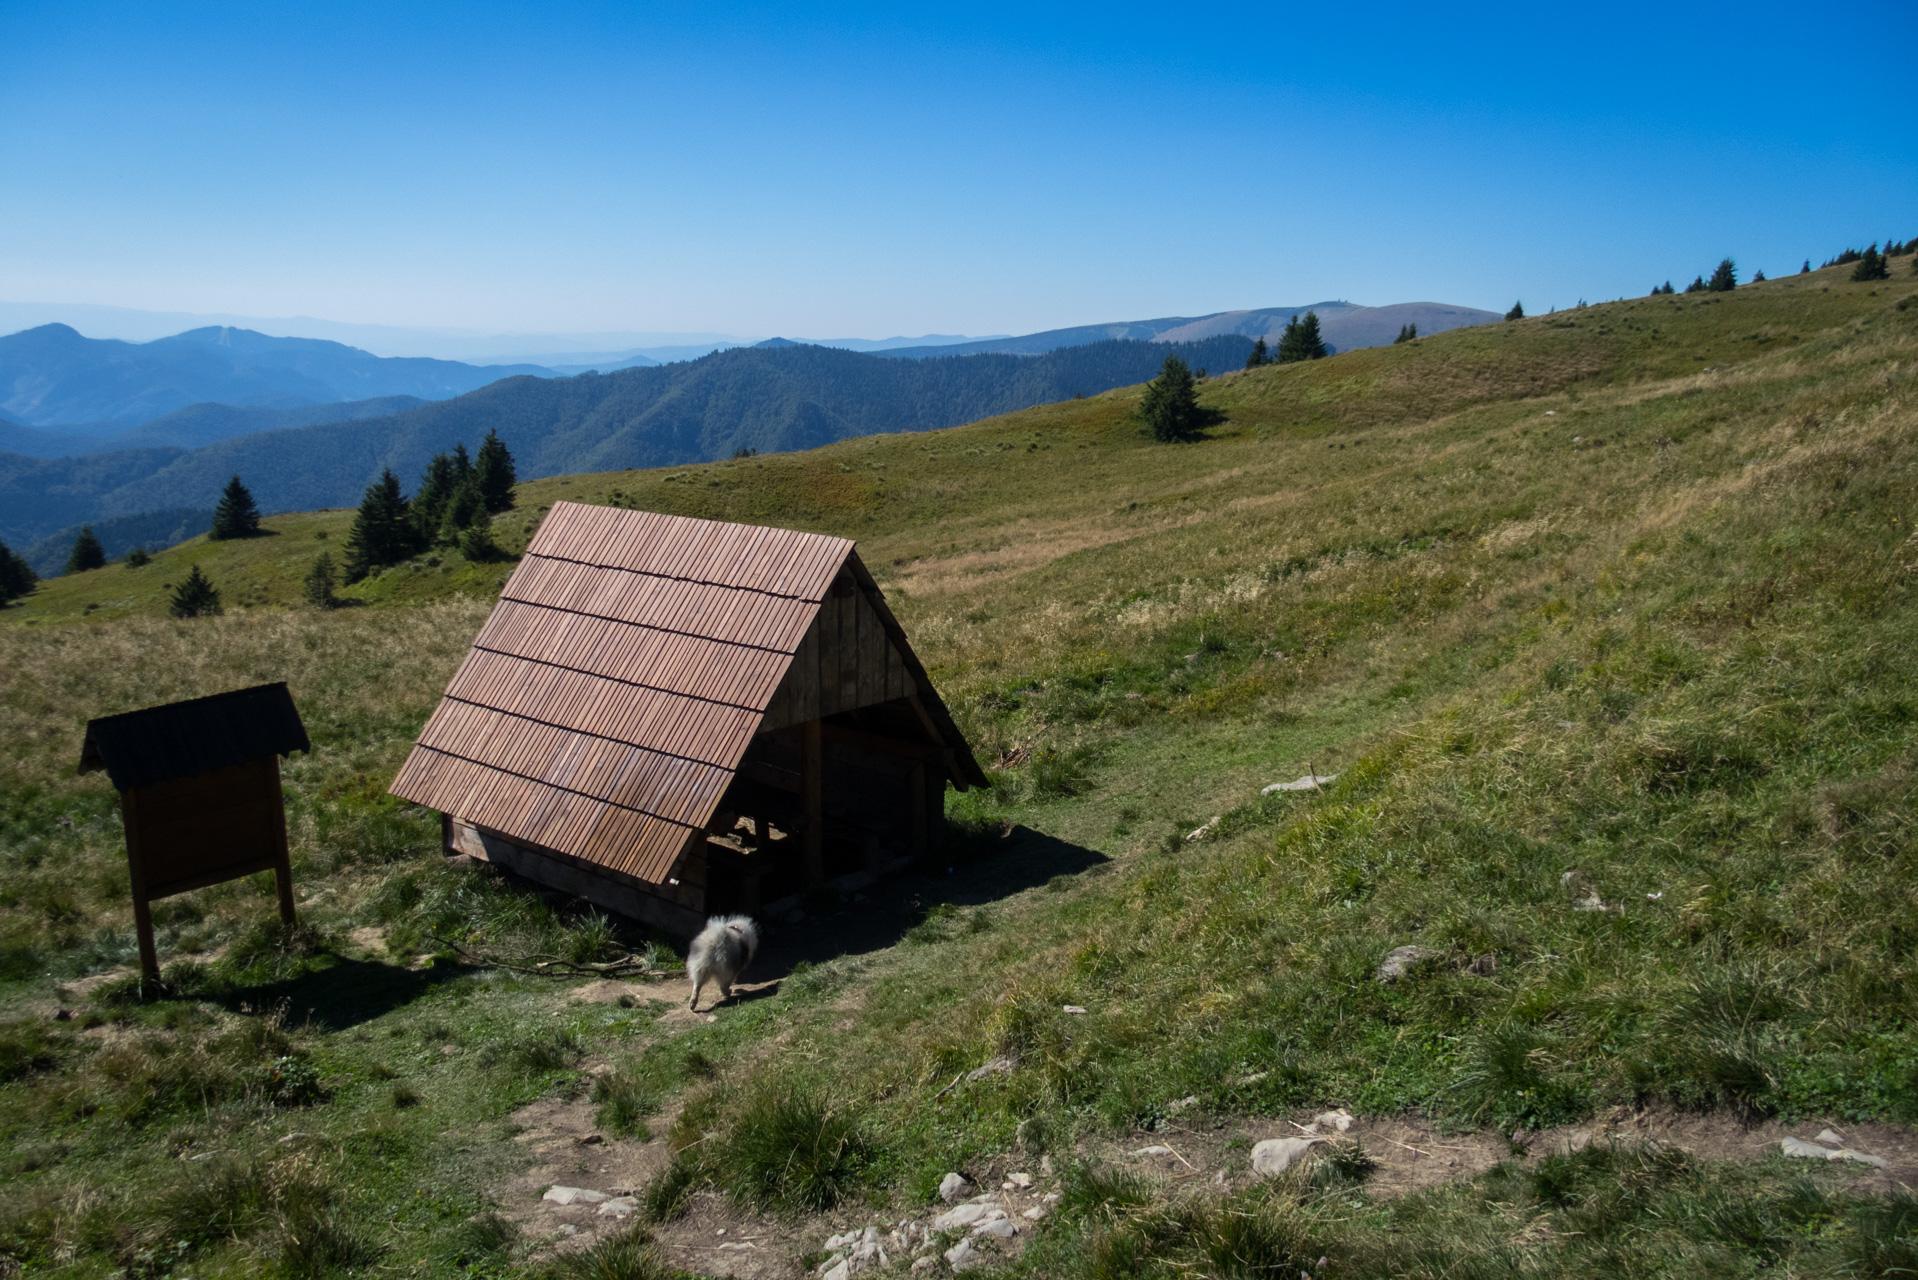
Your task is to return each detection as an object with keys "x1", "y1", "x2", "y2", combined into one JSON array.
[{"x1": 702, "y1": 1082, "x2": 877, "y2": 1212}]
